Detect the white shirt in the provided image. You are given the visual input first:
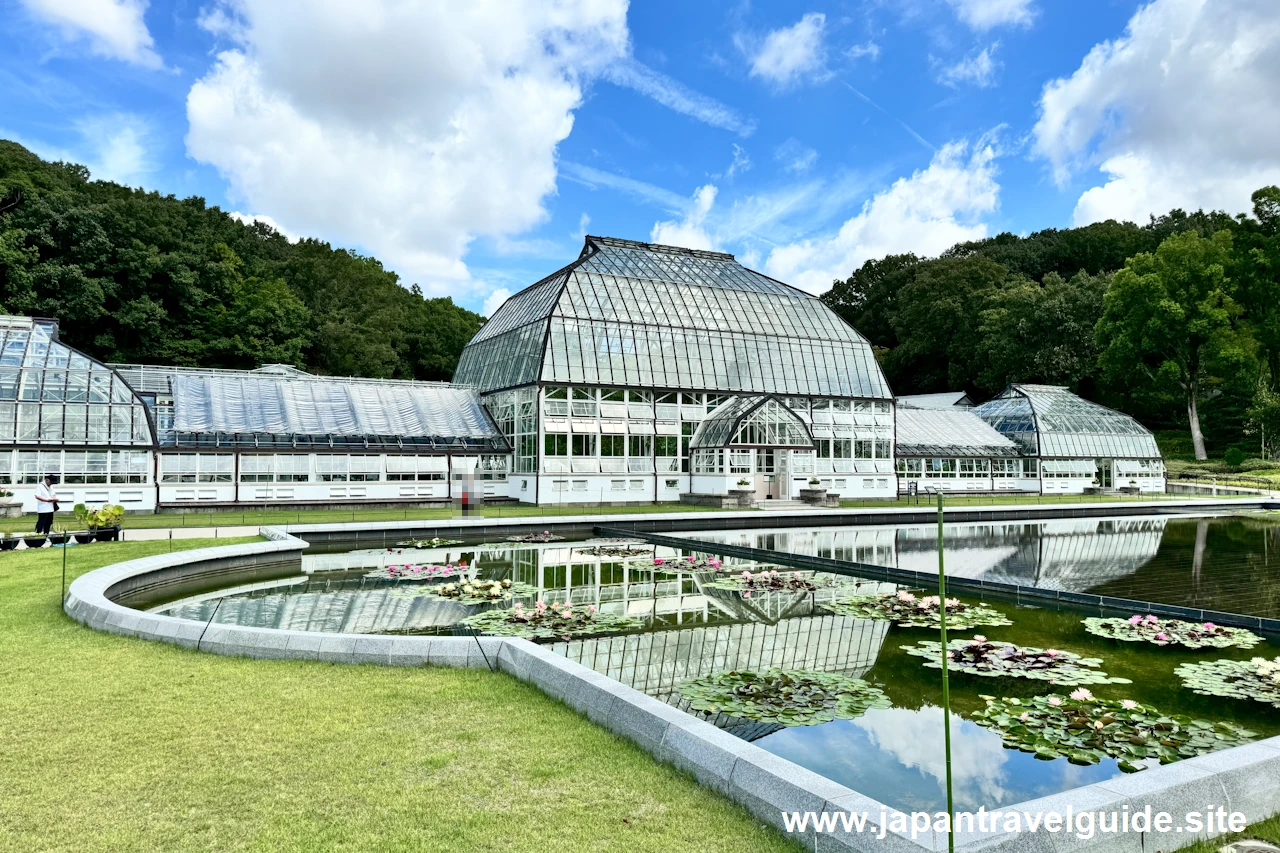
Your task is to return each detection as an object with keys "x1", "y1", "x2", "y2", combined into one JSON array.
[{"x1": 35, "y1": 482, "x2": 57, "y2": 512}]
